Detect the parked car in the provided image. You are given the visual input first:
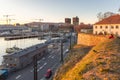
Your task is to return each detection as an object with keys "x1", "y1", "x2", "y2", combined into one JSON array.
[
  {"x1": 0, "y1": 69, "x2": 9, "y2": 80},
  {"x1": 44, "y1": 69, "x2": 52, "y2": 79}
]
